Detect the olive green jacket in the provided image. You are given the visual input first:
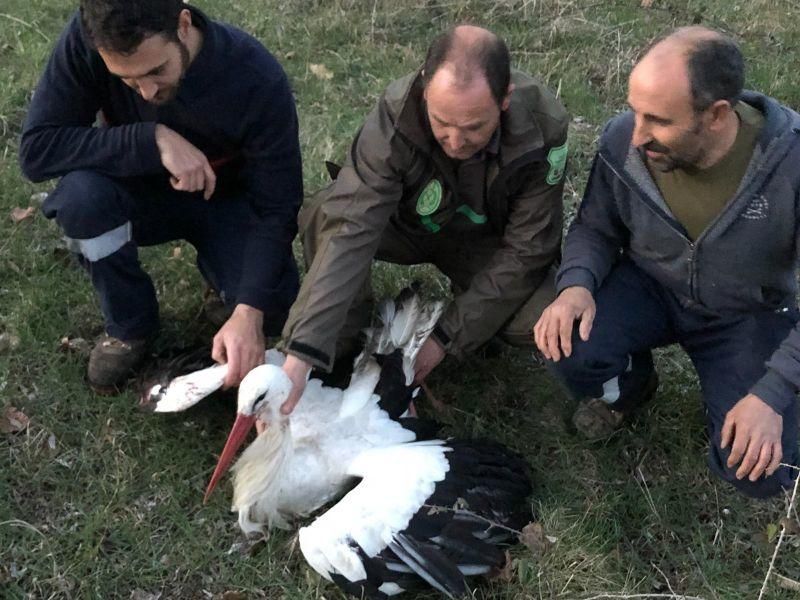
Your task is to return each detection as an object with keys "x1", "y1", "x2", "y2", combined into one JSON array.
[{"x1": 281, "y1": 70, "x2": 568, "y2": 369}]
